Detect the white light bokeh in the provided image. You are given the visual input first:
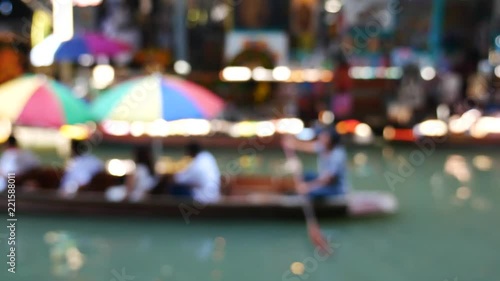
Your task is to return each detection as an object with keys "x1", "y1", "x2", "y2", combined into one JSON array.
[
  {"x1": 495, "y1": 65, "x2": 500, "y2": 78},
  {"x1": 256, "y1": 121, "x2": 276, "y2": 137},
  {"x1": 319, "y1": 111, "x2": 335, "y2": 125},
  {"x1": 252, "y1": 67, "x2": 274, "y2": 81},
  {"x1": 92, "y1": 64, "x2": 115, "y2": 89},
  {"x1": 276, "y1": 118, "x2": 304, "y2": 135},
  {"x1": 102, "y1": 121, "x2": 130, "y2": 136},
  {"x1": 221, "y1": 67, "x2": 252, "y2": 81},
  {"x1": 354, "y1": 123, "x2": 372, "y2": 138},
  {"x1": 130, "y1": 122, "x2": 146, "y2": 137},
  {"x1": 106, "y1": 159, "x2": 136, "y2": 177},
  {"x1": 414, "y1": 119, "x2": 448, "y2": 137},
  {"x1": 325, "y1": 0, "x2": 342, "y2": 13},
  {"x1": 211, "y1": 3, "x2": 230, "y2": 22},
  {"x1": 420, "y1": 66, "x2": 436, "y2": 81},
  {"x1": 174, "y1": 60, "x2": 192, "y2": 75},
  {"x1": 272, "y1": 66, "x2": 292, "y2": 81},
  {"x1": 30, "y1": 34, "x2": 63, "y2": 67},
  {"x1": 302, "y1": 69, "x2": 321, "y2": 82}
]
